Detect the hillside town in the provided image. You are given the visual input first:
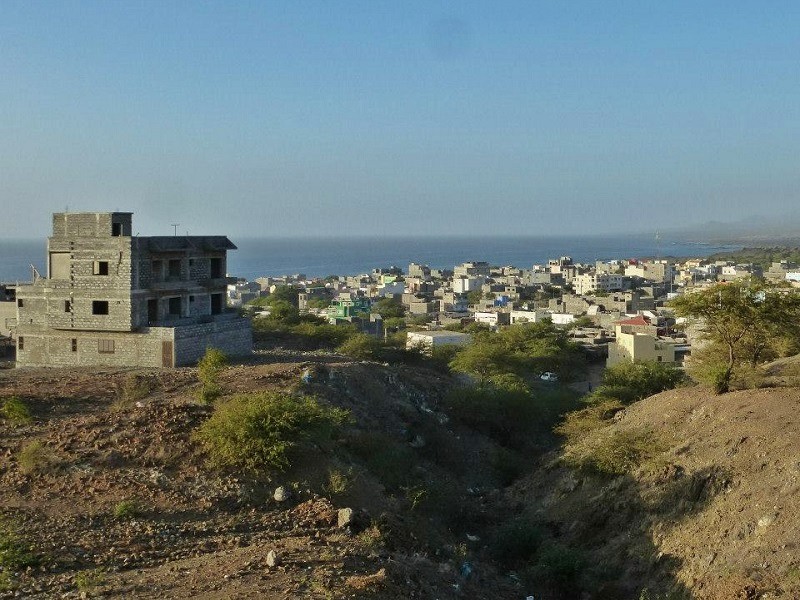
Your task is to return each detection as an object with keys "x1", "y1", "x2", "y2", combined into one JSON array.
[
  {"x1": 223, "y1": 254, "x2": 800, "y2": 369},
  {"x1": 2, "y1": 226, "x2": 798, "y2": 371}
]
